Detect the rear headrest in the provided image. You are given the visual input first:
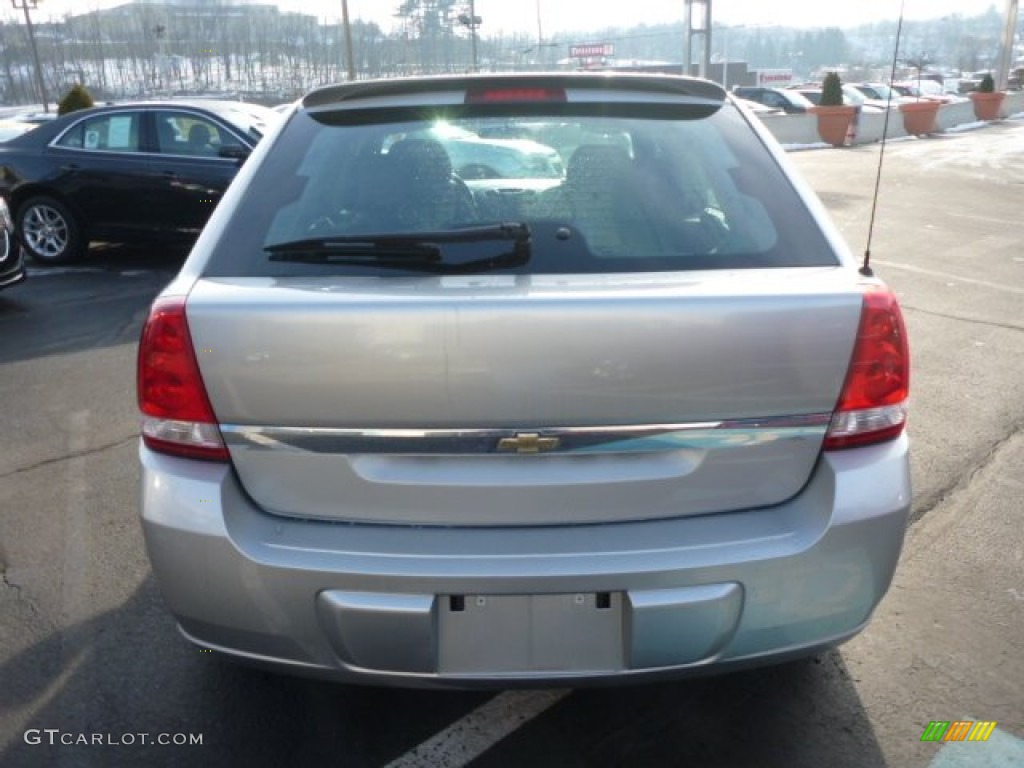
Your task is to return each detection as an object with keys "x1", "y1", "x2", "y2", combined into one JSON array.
[
  {"x1": 385, "y1": 138, "x2": 453, "y2": 184},
  {"x1": 566, "y1": 144, "x2": 632, "y2": 186},
  {"x1": 188, "y1": 123, "x2": 212, "y2": 147}
]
